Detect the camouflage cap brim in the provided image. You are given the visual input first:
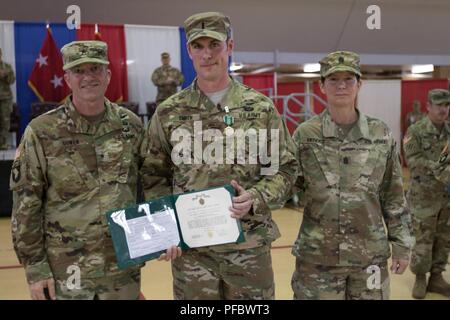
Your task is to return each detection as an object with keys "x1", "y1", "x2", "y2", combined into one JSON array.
[
  {"x1": 187, "y1": 29, "x2": 227, "y2": 44},
  {"x1": 63, "y1": 57, "x2": 109, "y2": 71},
  {"x1": 322, "y1": 65, "x2": 362, "y2": 78},
  {"x1": 428, "y1": 89, "x2": 450, "y2": 105},
  {"x1": 431, "y1": 97, "x2": 450, "y2": 105}
]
